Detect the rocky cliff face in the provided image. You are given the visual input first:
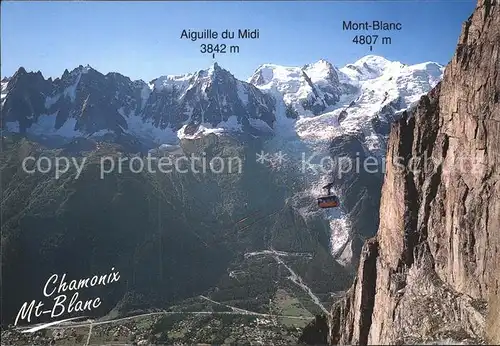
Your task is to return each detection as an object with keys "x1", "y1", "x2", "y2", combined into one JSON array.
[{"x1": 329, "y1": 0, "x2": 500, "y2": 344}]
